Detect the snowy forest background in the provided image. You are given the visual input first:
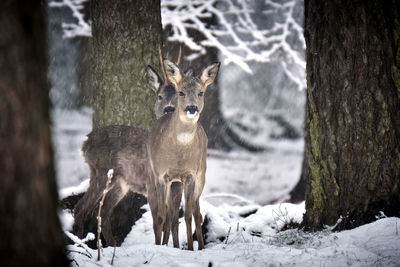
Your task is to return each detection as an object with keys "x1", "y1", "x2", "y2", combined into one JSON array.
[
  {"x1": 49, "y1": 0, "x2": 306, "y2": 202},
  {"x1": 1, "y1": 0, "x2": 399, "y2": 266}
]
